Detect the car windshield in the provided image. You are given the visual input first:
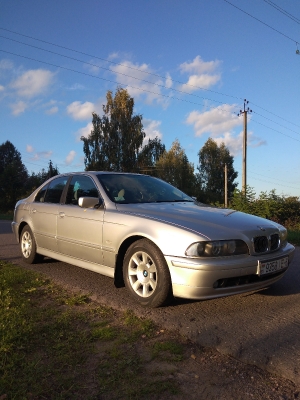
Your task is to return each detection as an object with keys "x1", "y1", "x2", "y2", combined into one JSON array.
[{"x1": 97, "y1": 174, "x2": 194, "y2": 204}]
